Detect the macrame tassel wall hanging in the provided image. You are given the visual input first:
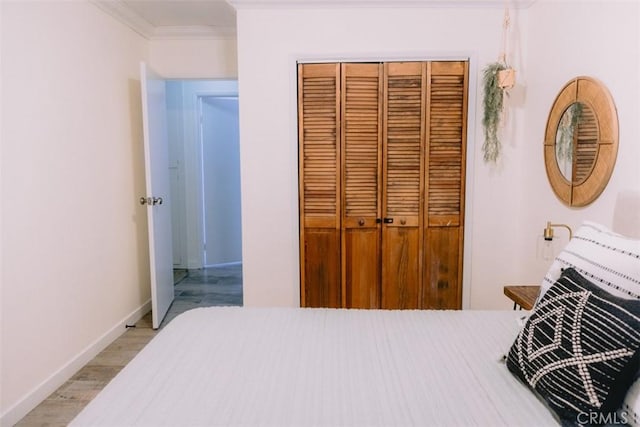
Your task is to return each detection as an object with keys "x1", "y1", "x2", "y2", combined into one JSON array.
[{"x1": 482, "y1": 1, "x2": 516, "y2": 163}]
